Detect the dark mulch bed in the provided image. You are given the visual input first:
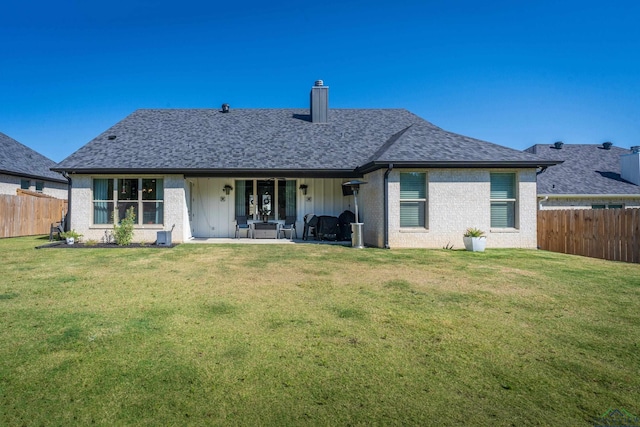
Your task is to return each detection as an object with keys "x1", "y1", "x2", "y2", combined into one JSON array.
[{"x1": 36, "y1": 241, "x2": 178, "y2": 249}]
